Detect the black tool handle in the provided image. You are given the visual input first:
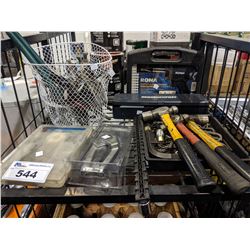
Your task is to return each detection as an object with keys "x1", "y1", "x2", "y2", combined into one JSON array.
[
  {"x1": 194, "y1": 141, "x2": 250, "y2": 194},
  {"x1": 175, "y1": 138, "x2": 216, "y2": 192},
  {"x1": 215, "y1": 146, "x2": 250, "y2": 182}
]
